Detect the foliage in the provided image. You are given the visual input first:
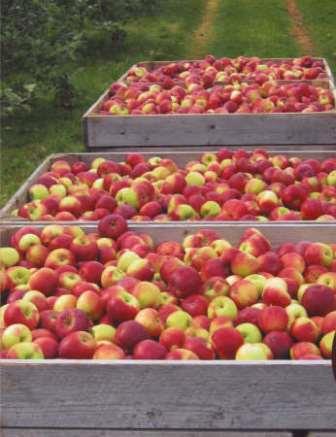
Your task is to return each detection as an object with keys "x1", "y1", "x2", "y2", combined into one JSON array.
[{"x1": 1, "y1": 0, "x2": 159, "y2": 114}]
